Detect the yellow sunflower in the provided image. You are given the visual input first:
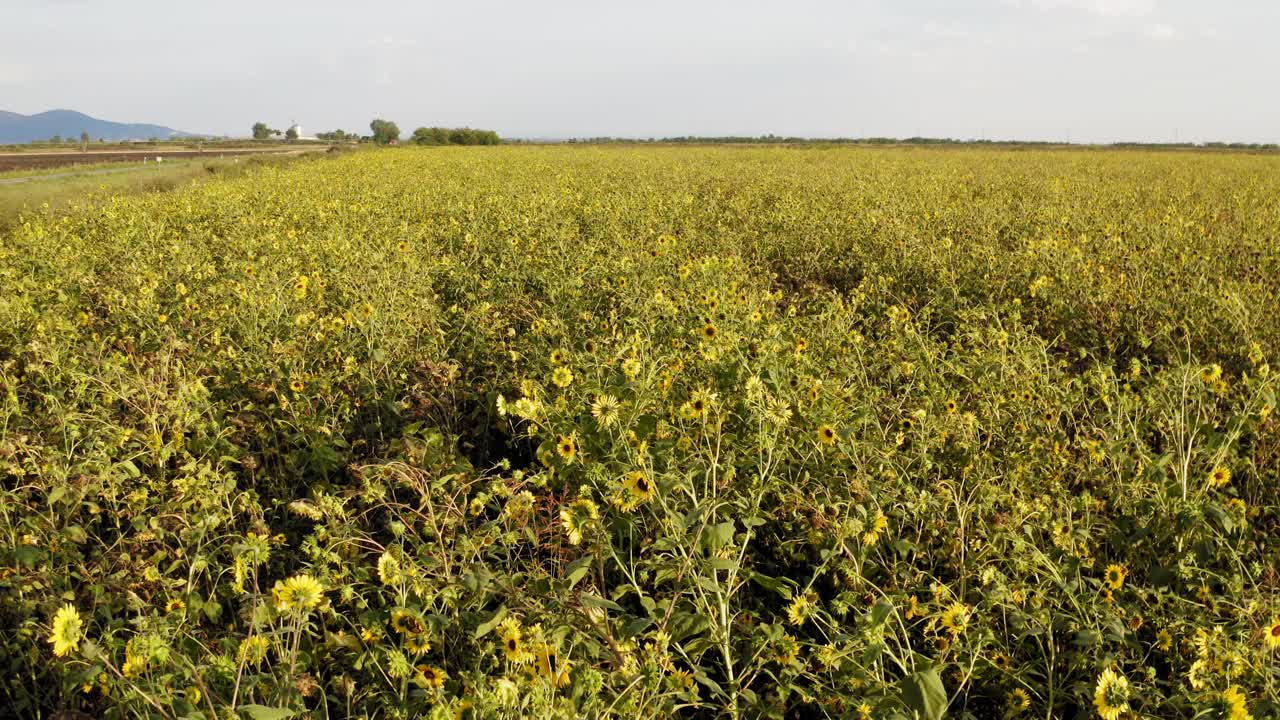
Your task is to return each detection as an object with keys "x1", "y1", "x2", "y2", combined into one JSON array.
[
  {"x1": 272, "y1": 574, "x2": 325, "y2": 613},
  {"x1": 416, "y1": 664, "x2": 447, "y2": 689},
  {"x1": 499, "y1": 618, "x2": 533, "y2": 664},
  {"x1": 1264, "y1": 618, "x2": 1280, "y2": 651},
  {"x1": 1007, "y1": 688, "x2": 1031, "y2": 714},
  {"x1": 621, "y1": 471, "x2": 657, "y2": 508},
  {"x1": 1209, "y1": 466, "x2": 1232, "y2": 488},
  {"x1": 48, "y1": 604, "x2": 84, "y2": 658},
  {"x1": 1093, "y1": 668, "x2": 1130, "y2": 720},
  {"x1": 560, "y1": 498, "x2": 600, "y2": 545},
  {"x1": 536, "y1": 644, "x2": 572, "y2": 688},
  {"x1": 1221, "y1": 686, "x2": 1251, "y2": 720},
  {"x1": 556, "y1": 435, "x2": 578, "y2": 463},
  {"x1": 939, "y1": 602, "x2": 970, "y2": 637},
  {"x1": 817, "y1": 424, "x2": 837, "y2": 446},
  {"x1": 1104, "y1": 564, "x2": 1127, "y2": 591},
  {"x1": 551, "y1": 366, "x2": 573, "y2": 388},
  {"x1": 786, "y1": 593, "x2": 817, "y2": 626}
]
